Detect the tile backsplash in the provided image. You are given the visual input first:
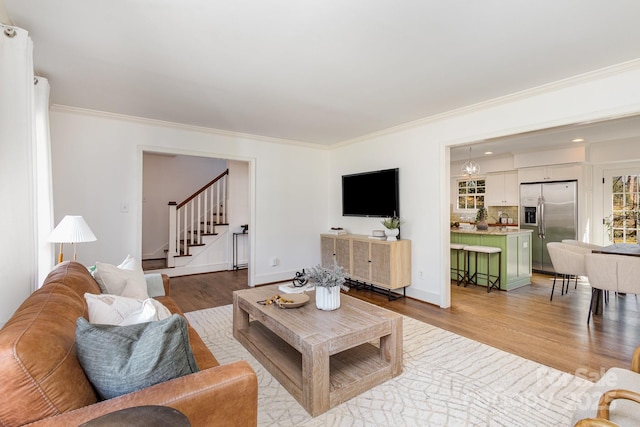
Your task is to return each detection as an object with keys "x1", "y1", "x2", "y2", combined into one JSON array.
[
  {"x1": 487, "y1": 206, "x2": 518, "y2": 223},
  {"x1": 450, "y1": 205, "x2": 518, "y2": 224}
]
